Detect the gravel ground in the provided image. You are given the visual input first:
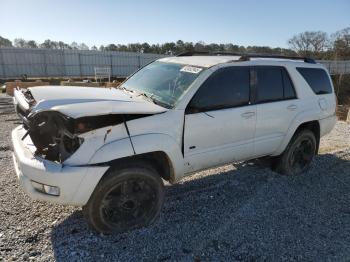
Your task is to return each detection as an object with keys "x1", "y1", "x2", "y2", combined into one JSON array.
[{"x1": 0, "y1": 93, "x2": 349, "y2": 261}]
